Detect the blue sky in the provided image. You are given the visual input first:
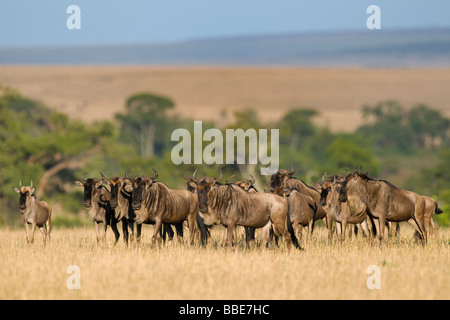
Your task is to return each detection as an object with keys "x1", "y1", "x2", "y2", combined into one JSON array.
[{"x1": 1, "y1": 1, "x2": 449, "y2": 47}]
